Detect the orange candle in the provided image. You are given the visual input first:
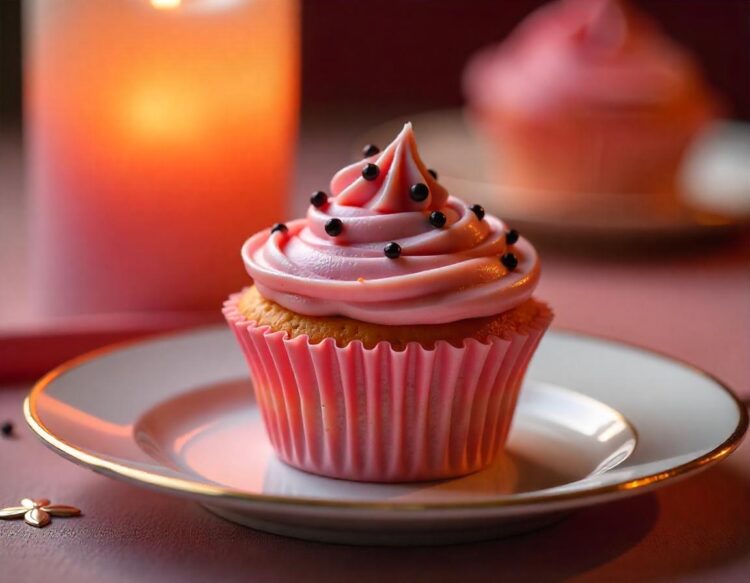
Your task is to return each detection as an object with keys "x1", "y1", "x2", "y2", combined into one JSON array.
[{"x1": 25, "y1": 0, "x2": 299, "y2": 315}]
